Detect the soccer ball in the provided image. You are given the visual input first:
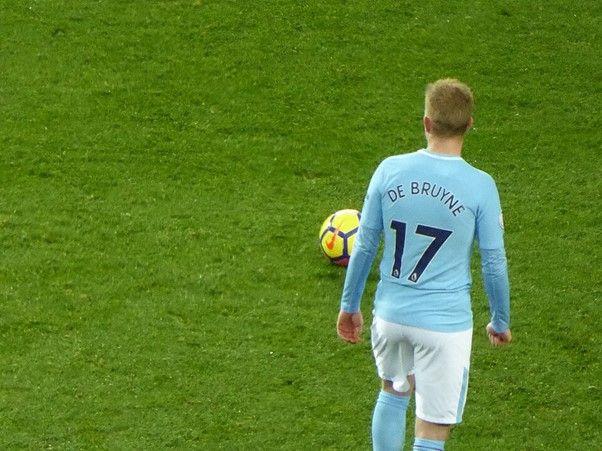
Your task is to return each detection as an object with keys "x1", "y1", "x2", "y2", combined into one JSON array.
[{"x1": 319, "y1": 209, "x2": 361, "y2": 267}]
